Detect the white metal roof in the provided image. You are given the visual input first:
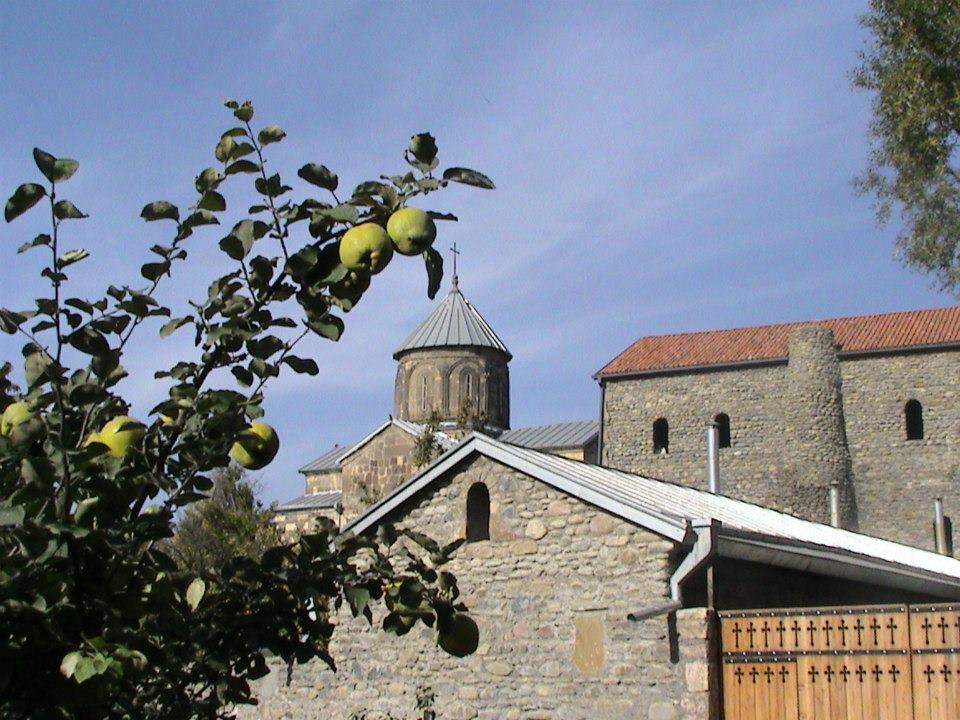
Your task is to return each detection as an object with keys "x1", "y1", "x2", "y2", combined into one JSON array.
[
  {"x1": 499, "y1": 420, "x2": 599, "y2": 450},
  {"x1": 346, "y1": 433, "x2": 960, "y2": 597},
  {"x1": 273, "y1": 490, "x2": 341, "y2": 512},
  {"x1": 393, "y1": 278, "x2": 511, "y2": 359}
]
